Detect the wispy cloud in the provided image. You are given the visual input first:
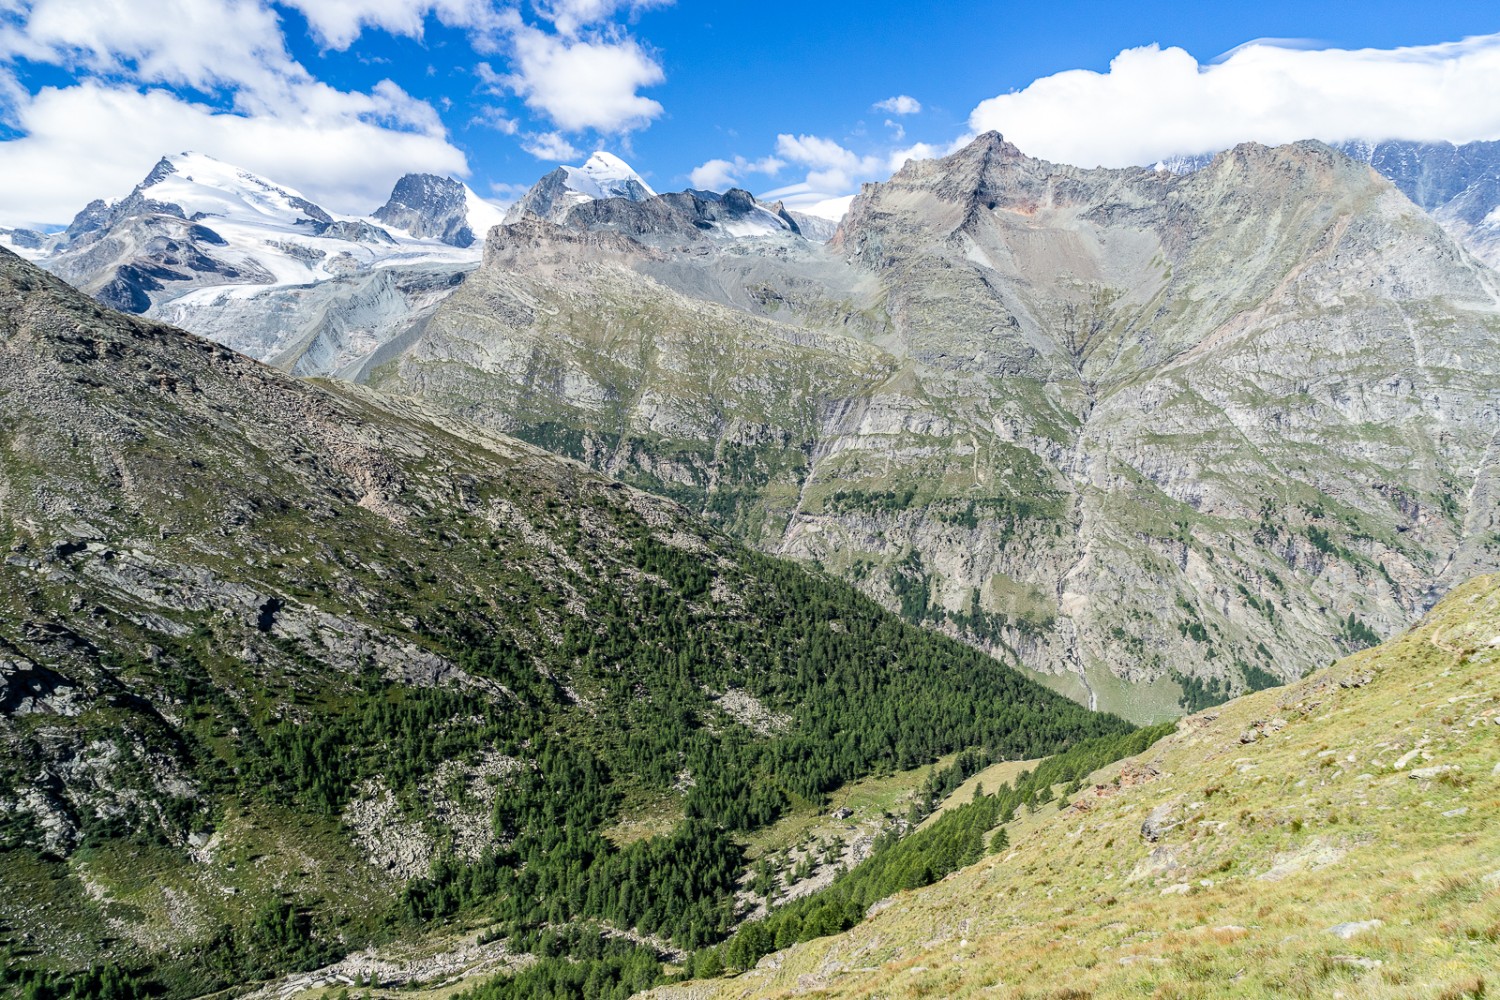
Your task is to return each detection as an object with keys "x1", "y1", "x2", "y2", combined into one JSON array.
[
  {"x1": 532, "y1": 0, "x2": 673, "y2": 38},
  {"x1": 277, "y1": 0, "x2": 509, "y2": 52}
]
